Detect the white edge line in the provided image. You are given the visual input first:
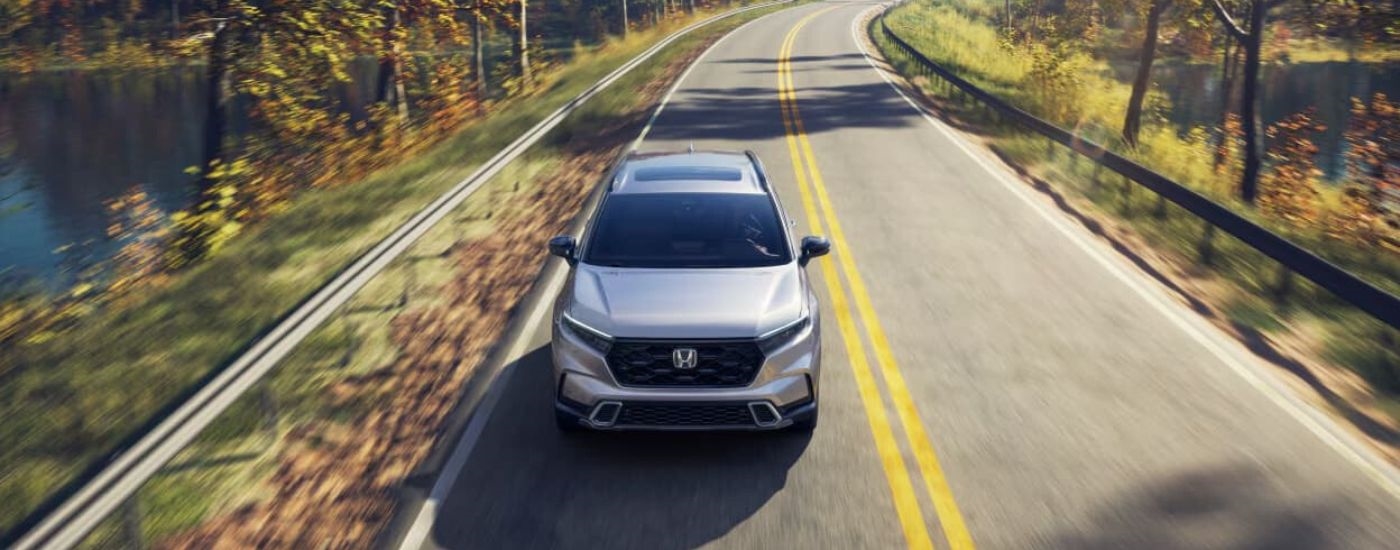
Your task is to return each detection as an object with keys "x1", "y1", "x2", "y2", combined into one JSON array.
[
  {"x1": 394, "y1": 7, "x2": 792, "y2": 550},
  {"x1": 848, "y1": 5, "x2": 1400, "y2": 499}
]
